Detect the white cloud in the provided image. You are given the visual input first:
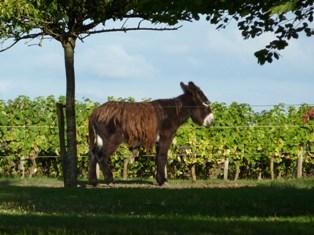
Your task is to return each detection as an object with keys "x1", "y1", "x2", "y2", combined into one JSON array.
[
  {"x1": 36, "y1": 51, "x2": 64, "y2": 70},
  {"x1": 77, "y1": 44, "x2": 159, "y2": 79},
  {"x1": 282, "y1": 38, "x2": 314, "y2": 70},
  {"x1": 205, "y1": 25, "x2": 314, "y2": 73},
  {"x1": 206, "y1": 28, "x2": 276, "y2": 59},
  {"x1": 166, "y1": 44, "x2": 190, "y2": 55},
  {"x1": 0, "y1": 81, "x2": 11, "y2": 94}
]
